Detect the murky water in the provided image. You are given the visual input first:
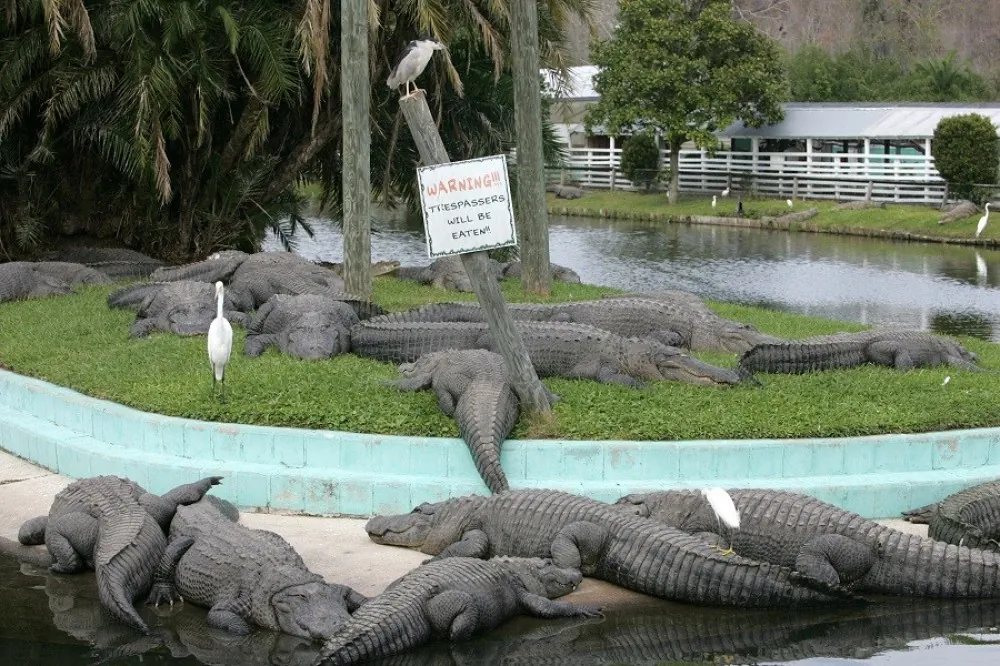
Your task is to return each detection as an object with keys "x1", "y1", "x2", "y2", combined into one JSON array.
[
  {"x1": 5, "y1": 557, "x2": 1000, "y2": 665},
  {"x1": 266, "y1": 213, "x2": 1000, "y2": 341}
]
